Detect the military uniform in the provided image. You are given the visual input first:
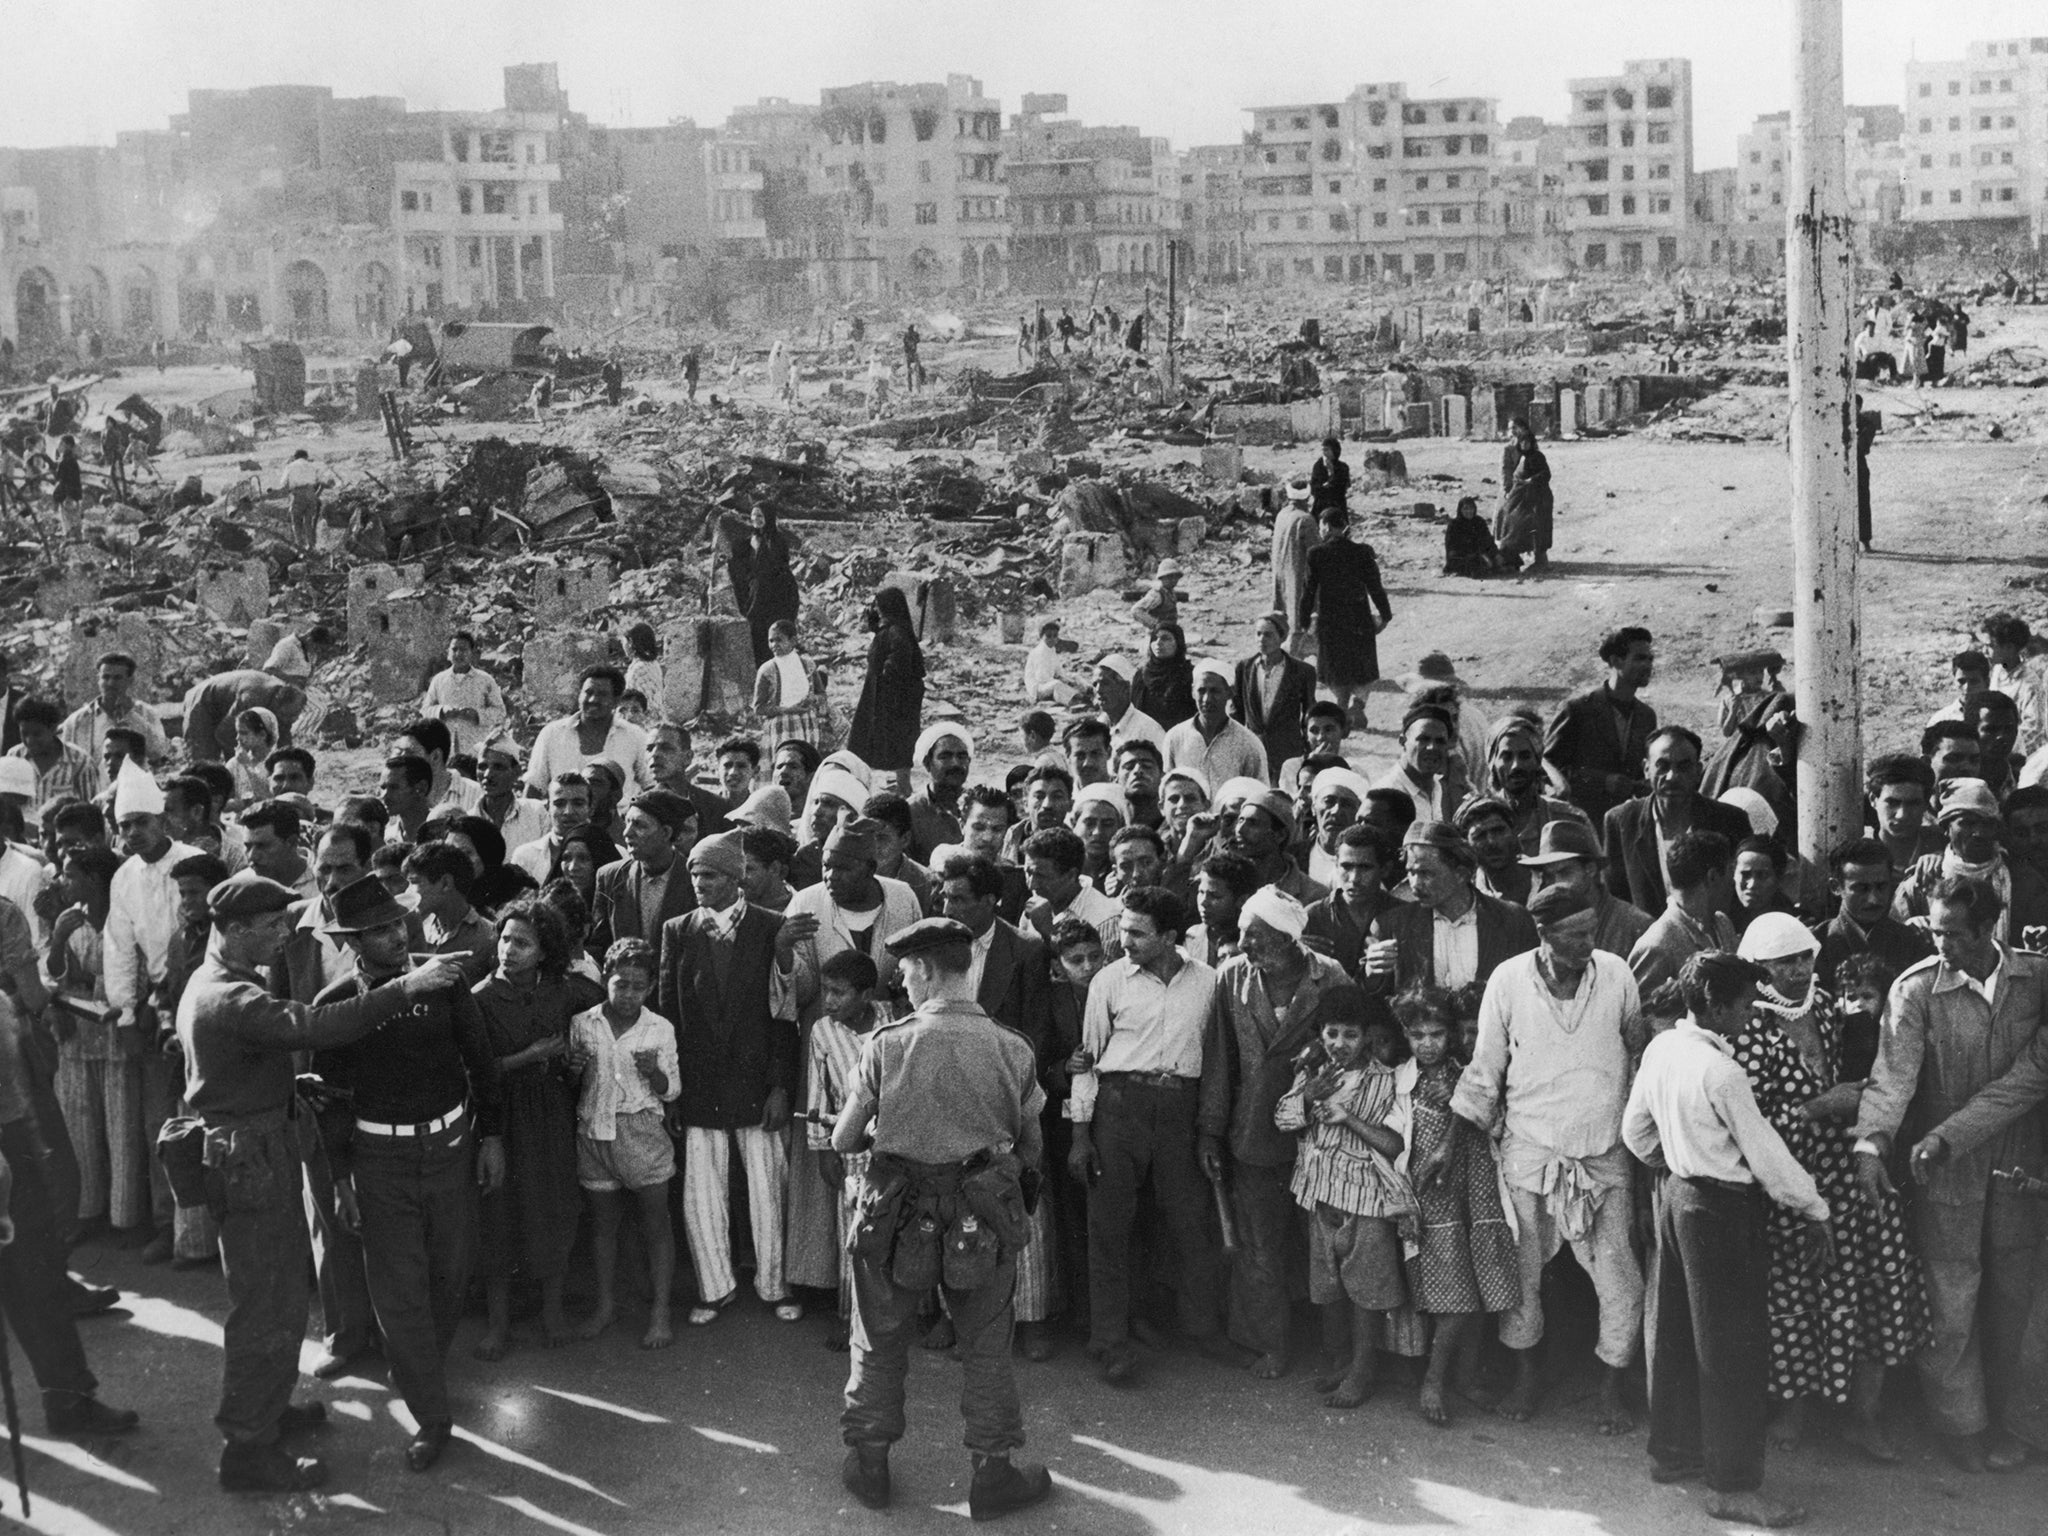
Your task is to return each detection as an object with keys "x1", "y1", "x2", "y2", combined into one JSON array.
[
  {"x1": 834, "y1": 919, "x2": 1050, "y2": 1518},
  {"x1": 175, "y1": 872, "x2": 421, "y2": 1489}
]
